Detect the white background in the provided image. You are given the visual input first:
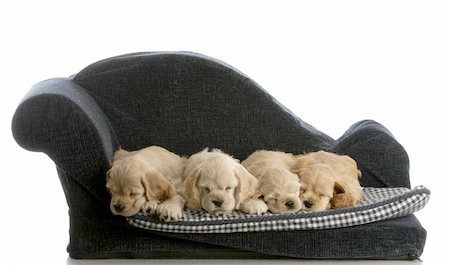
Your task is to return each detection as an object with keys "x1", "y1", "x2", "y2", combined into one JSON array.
[{"x1": 1, "y1": 0, "x2": 449, "y2": 264}]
